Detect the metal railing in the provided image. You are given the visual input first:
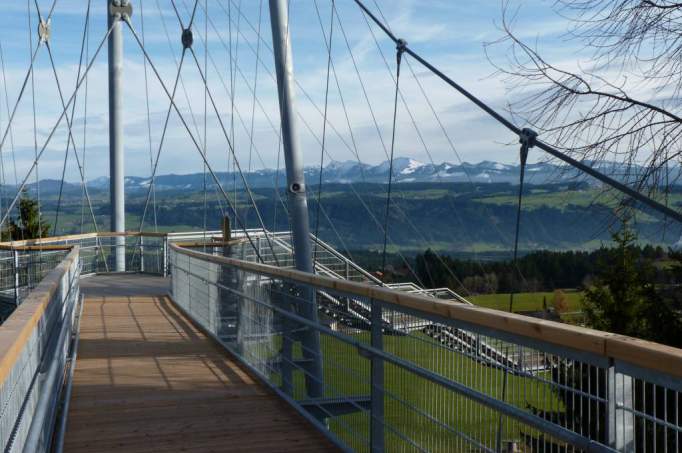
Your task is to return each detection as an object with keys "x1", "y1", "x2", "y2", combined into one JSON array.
[
  {"x1": 170, "y1": 243, "x2": 682, "y2": 453},
  {"x1": 0, "y1": 247, "x2": 80, "y2": 453}
]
